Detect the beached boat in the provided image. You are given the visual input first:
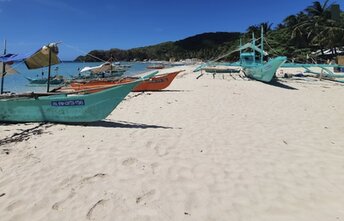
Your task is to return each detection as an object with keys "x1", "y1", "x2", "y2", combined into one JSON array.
[
  {"x1": 133, "y1": 70, "x2": 181, "y2": 91},
  {"x1": 240, "y1": 52, "x2": 287, "y2": 82},
  {"x1": 25, "y1": 76, "x2": 65, "y2": 85},
  {"x1": 67, "y1": 70, "x2": 183, "y2": 93},
  {"x1": 236, "y1": 27, "x2": 286, "y2": 82},
  {"x1": 0, "y1": 43, "x2": 143, "y2": 123},
  {"x1": 194, "y1": 27, "x2": 286, "y2": 83},
  {"x1": 147, "y1": 64, "x2": 165, "y2": 69},
  {"x1": 78, "y1": 62, "x2": 128, "y2": 78},
  {"x1": 0, "y1": 80, "x2": 142, "y2": 123}
]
